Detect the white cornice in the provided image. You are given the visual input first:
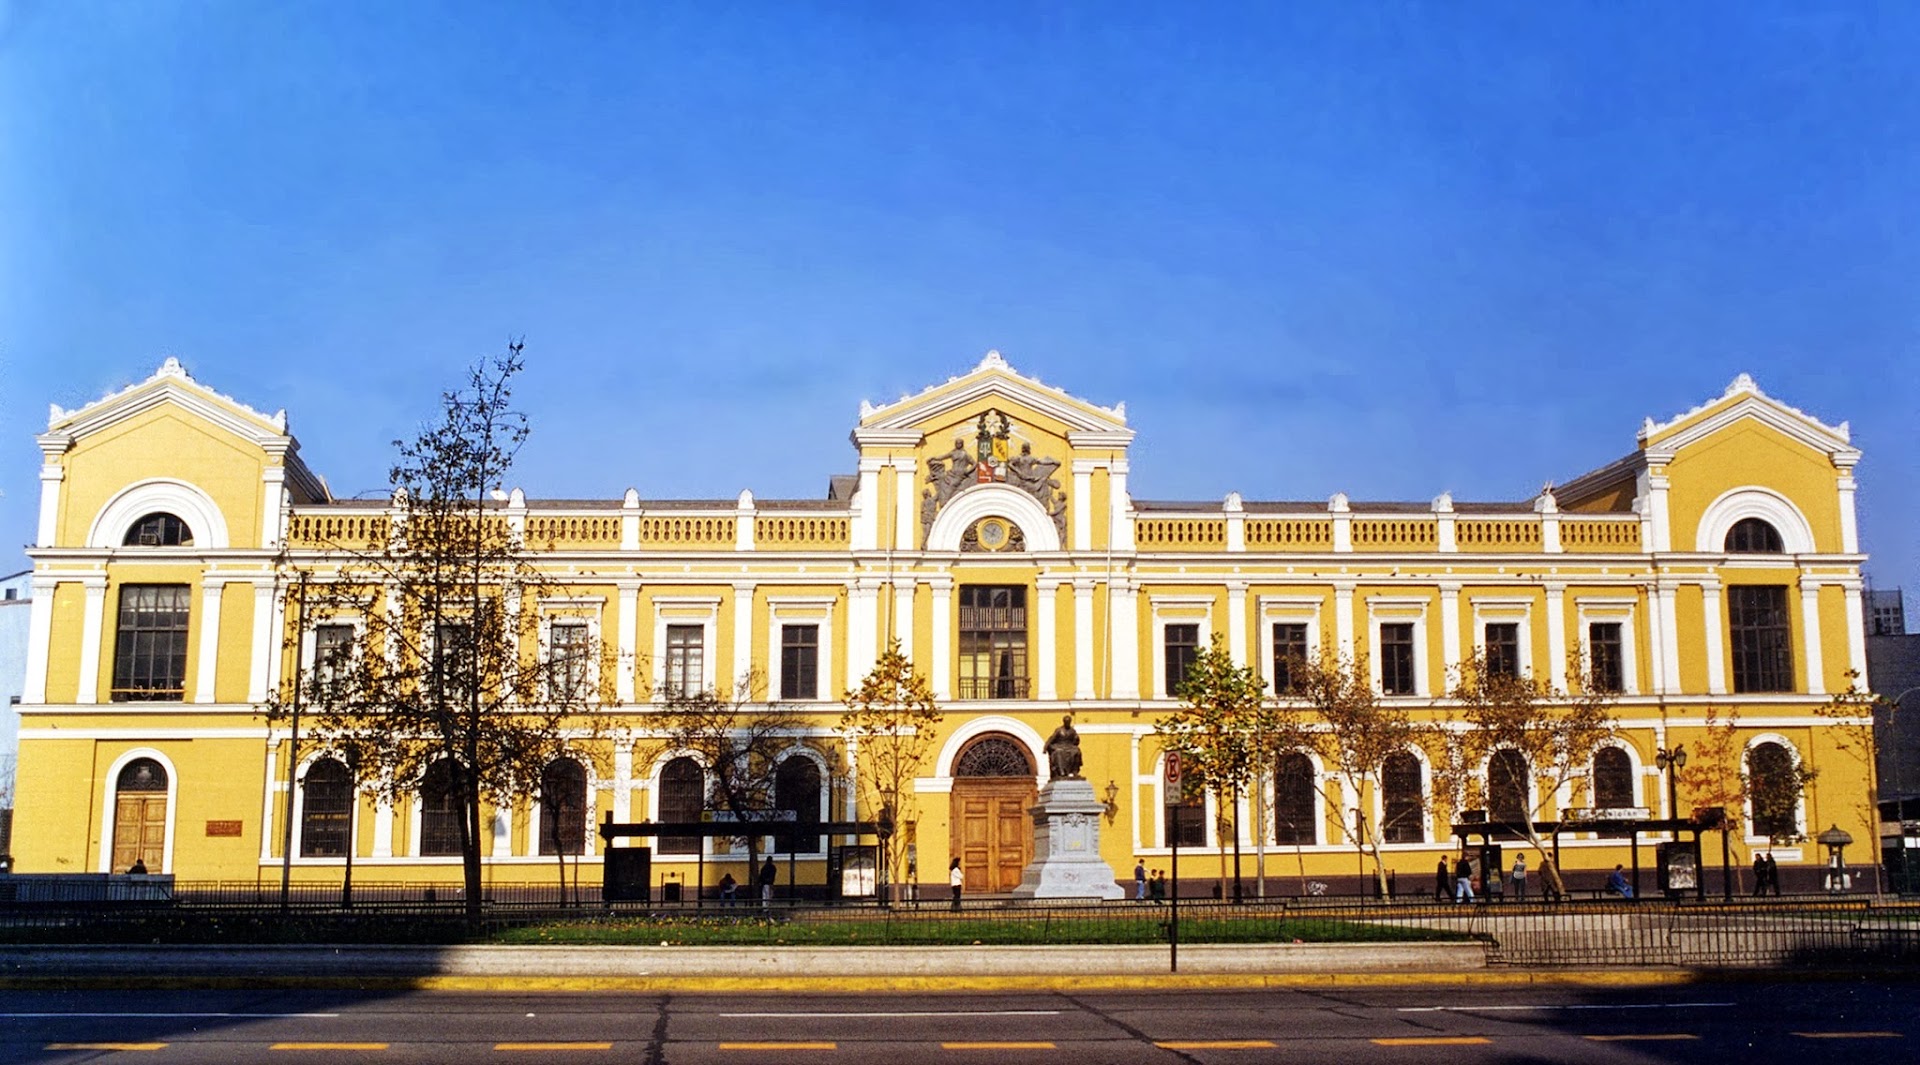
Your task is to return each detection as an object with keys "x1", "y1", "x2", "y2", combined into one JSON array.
[
  {"x1": 858, "y1": 351, "x2": 1132, "y2": 437},
  {"x1": 1639, "y1": 374, "x2": 1855, "y2": 461}
]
